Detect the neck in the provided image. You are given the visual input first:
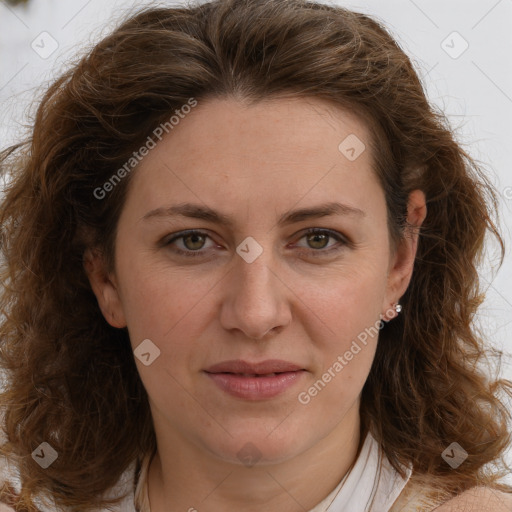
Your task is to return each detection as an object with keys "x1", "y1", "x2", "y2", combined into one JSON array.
[{"x1": 147, "y1": 403, "x2": 363, "y2": 512}]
